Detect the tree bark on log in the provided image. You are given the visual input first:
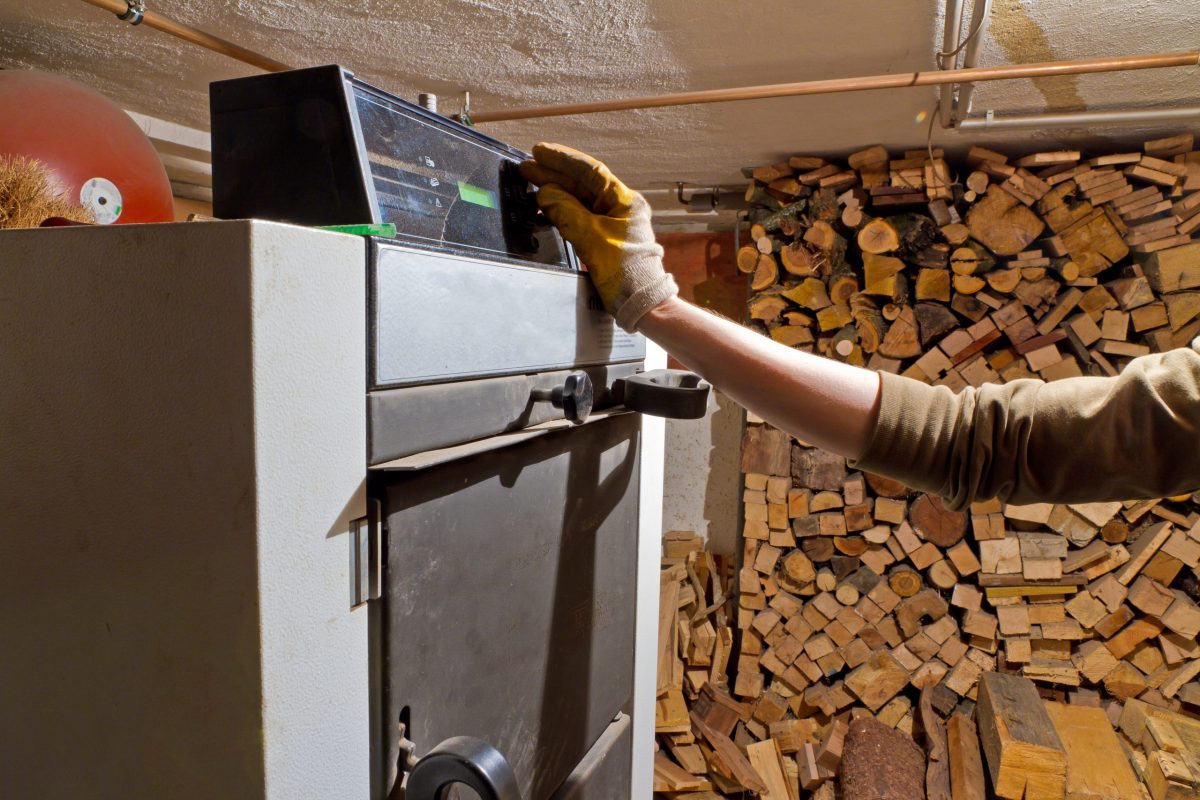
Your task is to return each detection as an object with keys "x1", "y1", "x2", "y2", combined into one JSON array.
[{"x1": 840, "y1": 717, "x2": 926, "y2": 800}]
